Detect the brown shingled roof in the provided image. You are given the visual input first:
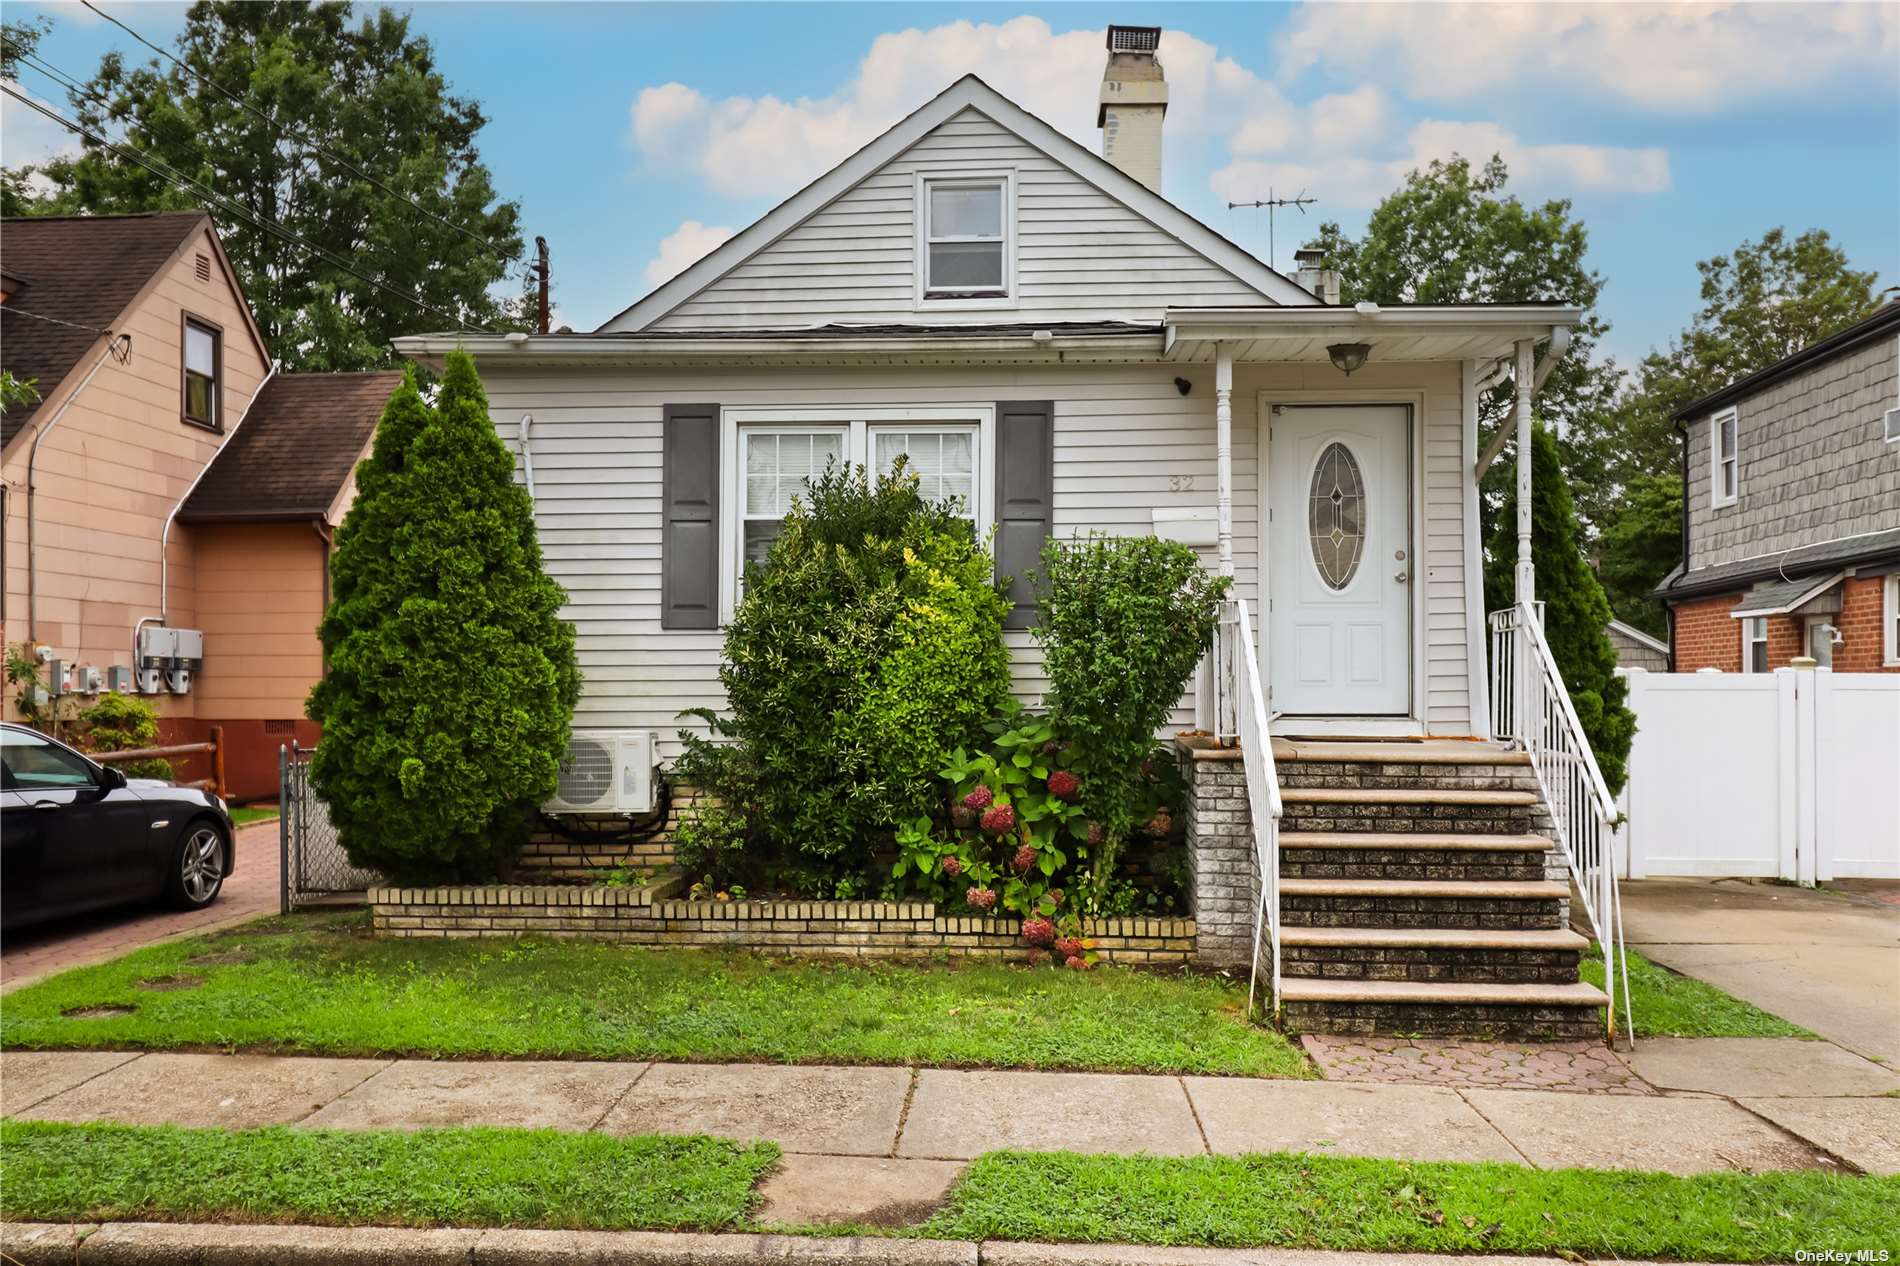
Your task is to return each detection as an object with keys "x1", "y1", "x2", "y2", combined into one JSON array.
[
  {"x1": 178, "y1": 371, "x2": 403, "y2": 523},
  {"x1": 1, "y1": 212, "x2": 209, "y2": 448}
]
